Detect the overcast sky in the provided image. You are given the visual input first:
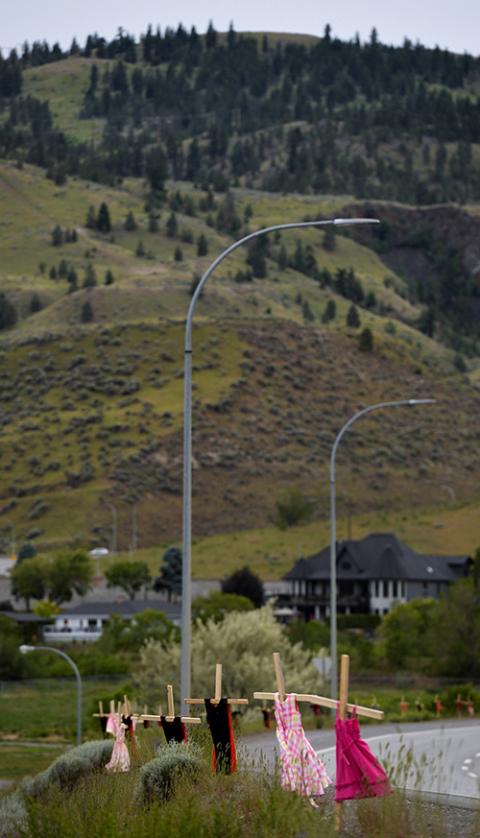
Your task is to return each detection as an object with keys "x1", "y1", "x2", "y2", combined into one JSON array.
[{"x1": 2, "y1": 0, "x2": 479, "y2": 56}]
